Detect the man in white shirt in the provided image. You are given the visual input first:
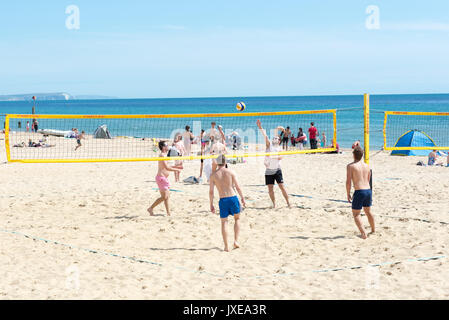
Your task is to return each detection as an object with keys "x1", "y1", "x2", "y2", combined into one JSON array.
[{"x1": 257, "y1": 120, "x2": 291, "y2": 208}]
